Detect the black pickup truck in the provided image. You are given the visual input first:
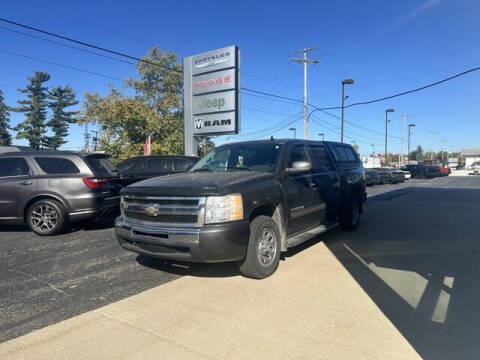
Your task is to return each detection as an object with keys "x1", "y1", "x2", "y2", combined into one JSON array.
[{"x1": 115, "y1": 139, "x2": 366, "y2": 279}]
